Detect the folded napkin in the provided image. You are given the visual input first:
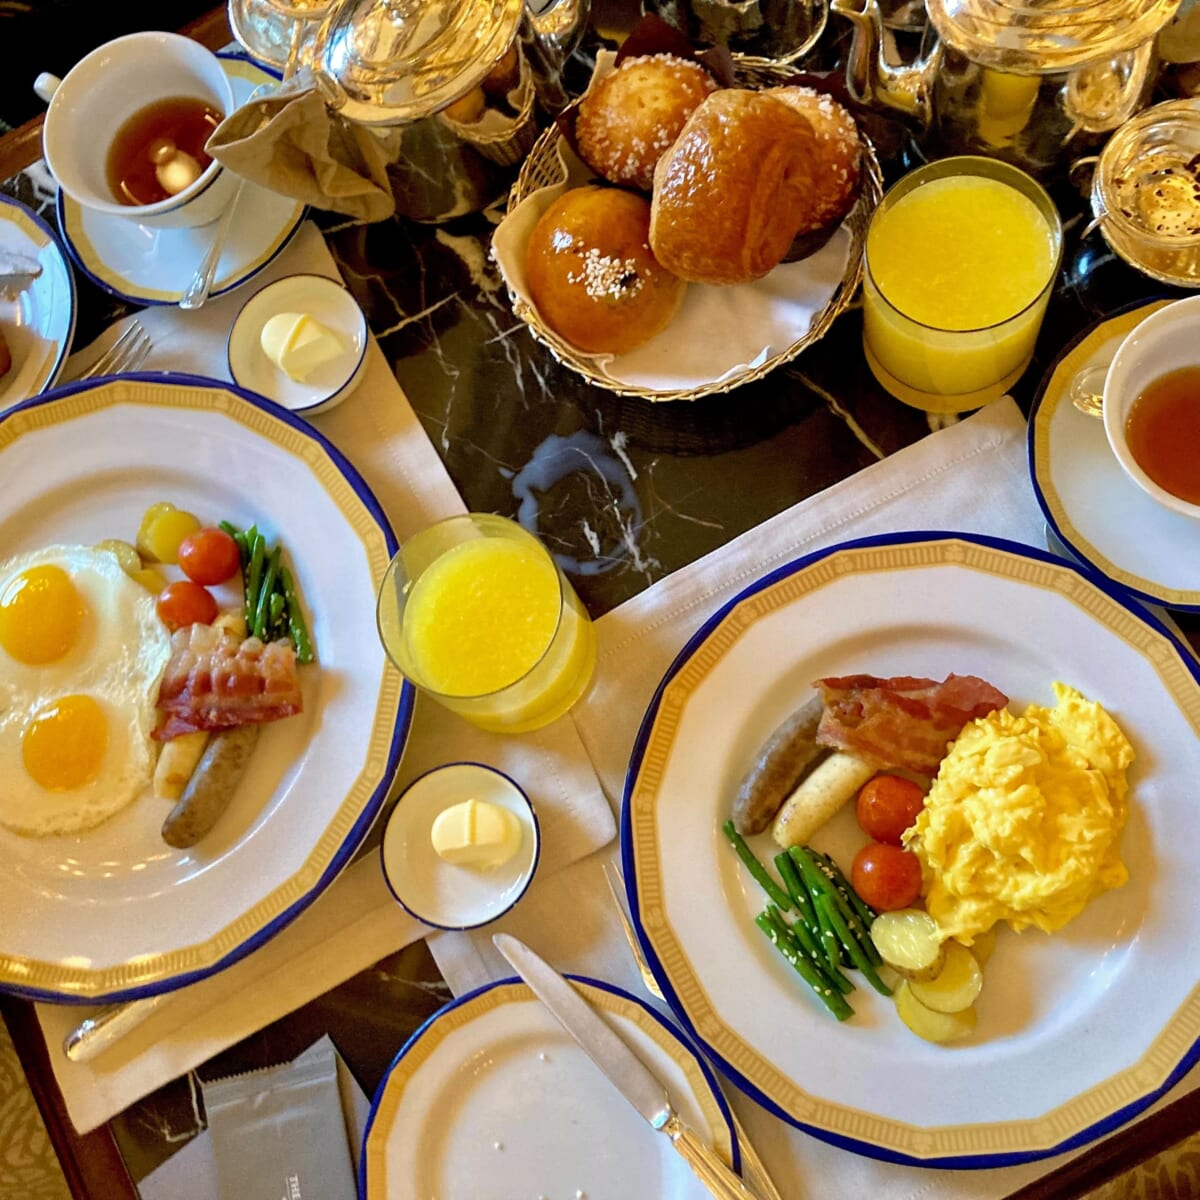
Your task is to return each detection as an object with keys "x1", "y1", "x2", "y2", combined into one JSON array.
[
  {"x1": 207, "y1": 70, "x2": 398, "y2": 222},
  {"x1": 36, "y1": 222, "x2": 614, "y2": 1135},
  {"x1": 429, "y1": 396, "x2": 1200, "y2": 1199}
]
